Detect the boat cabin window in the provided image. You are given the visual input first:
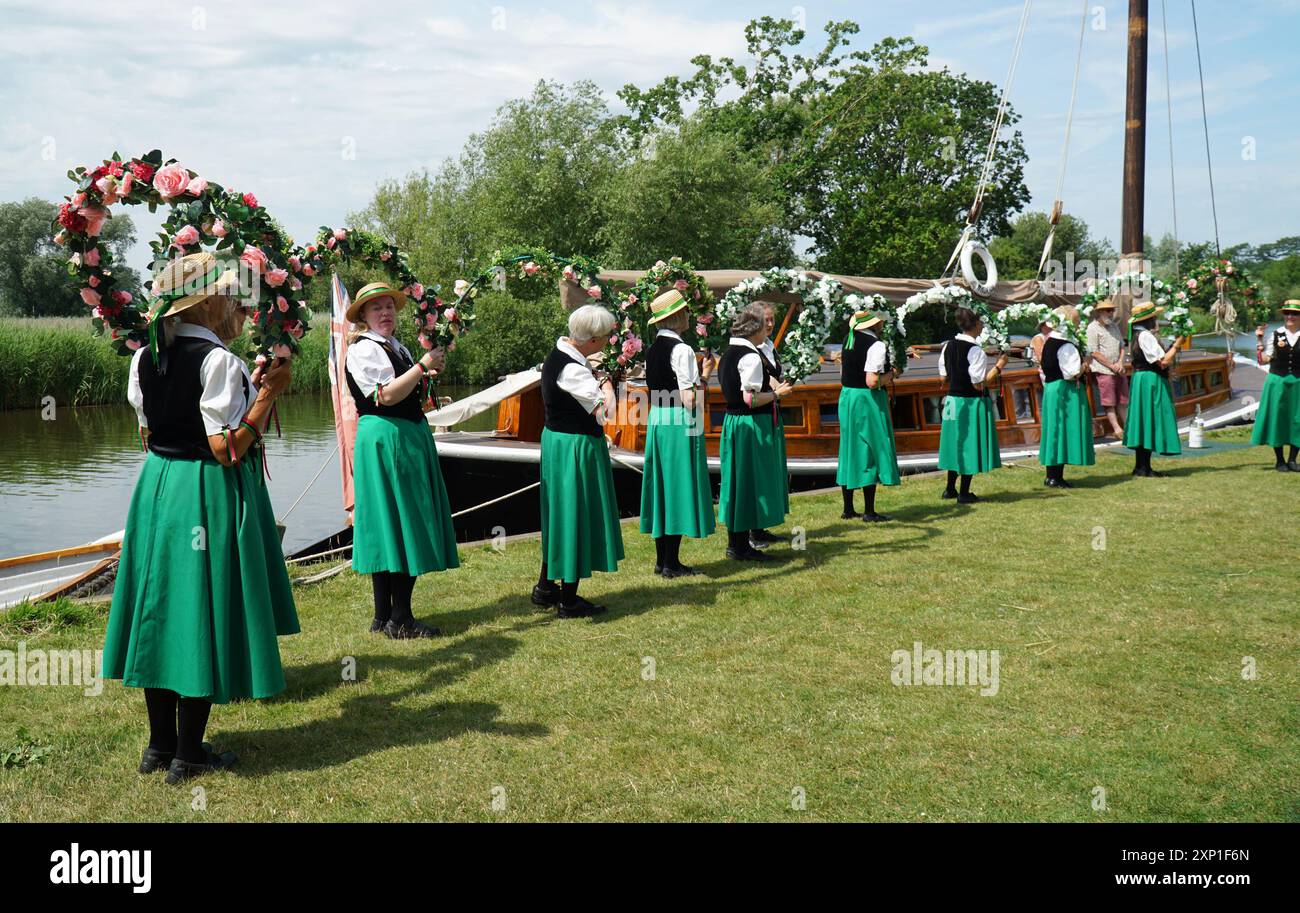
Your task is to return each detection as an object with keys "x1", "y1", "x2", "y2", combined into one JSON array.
[
  {"x1": 1012, "y1": 386, "x2": 1035, "y2": 423},
  {"x1": 1209, "y1": 370, "x2": 1224, "y2": 389},
  {"x1": 1186, "y1": 372, "x2": 1205, "y2": 393},
  {"x1": 780, "y1": 405, "x2": 805, "y2": 430},
  {"x1": 922, "y1": 396, "x2": 944, "y2": 426},
  {"x1": 819, "y1": 403, "x2": 839, "y2": 426},
  {"x1": 891, "y1": 395, "x2": 919, "y2": 430}
]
